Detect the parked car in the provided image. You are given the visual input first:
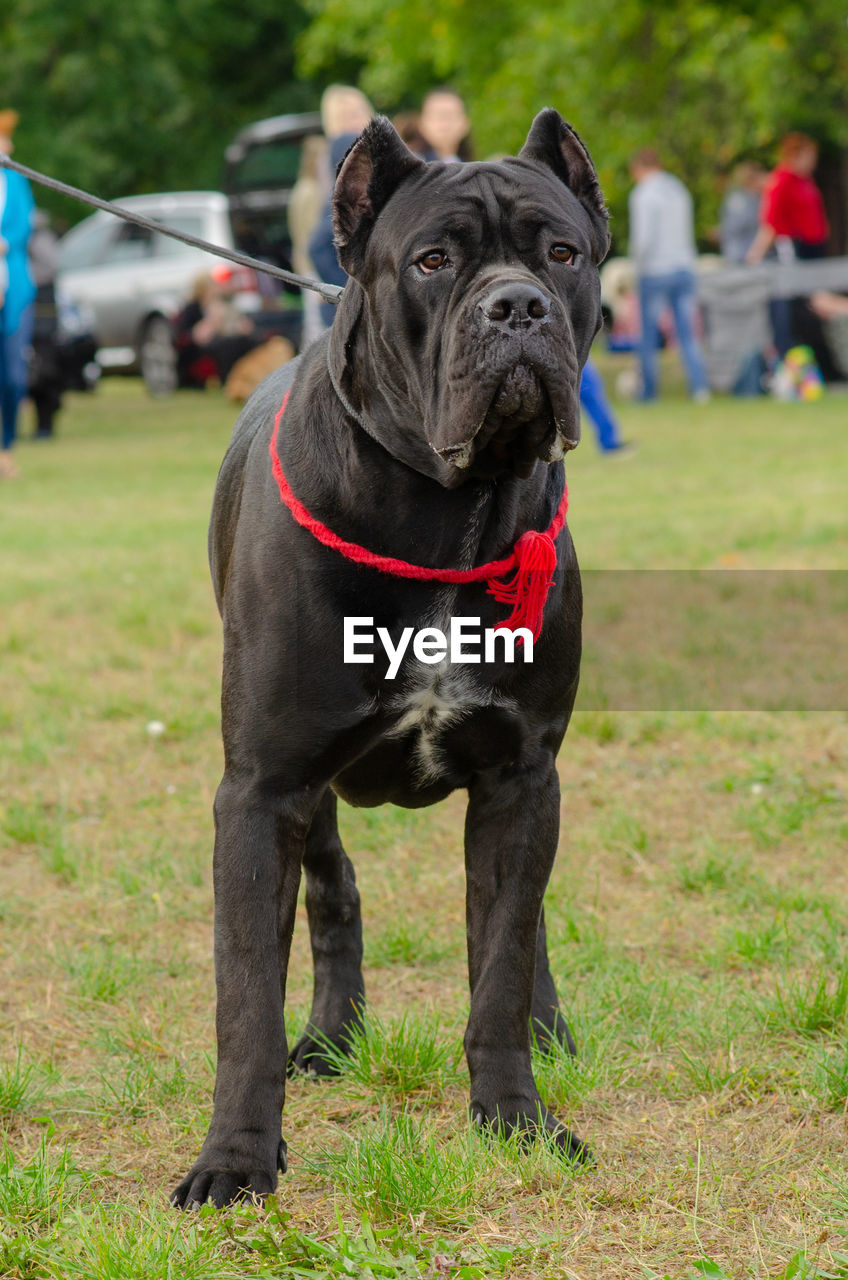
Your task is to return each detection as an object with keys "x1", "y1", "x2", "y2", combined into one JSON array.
[
  {"x1": 55, "y1": 191, "x2": 269, "y2": 395},
  {"x1": 57, "y1": 113, "x2": 322, "y2": 396}
]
